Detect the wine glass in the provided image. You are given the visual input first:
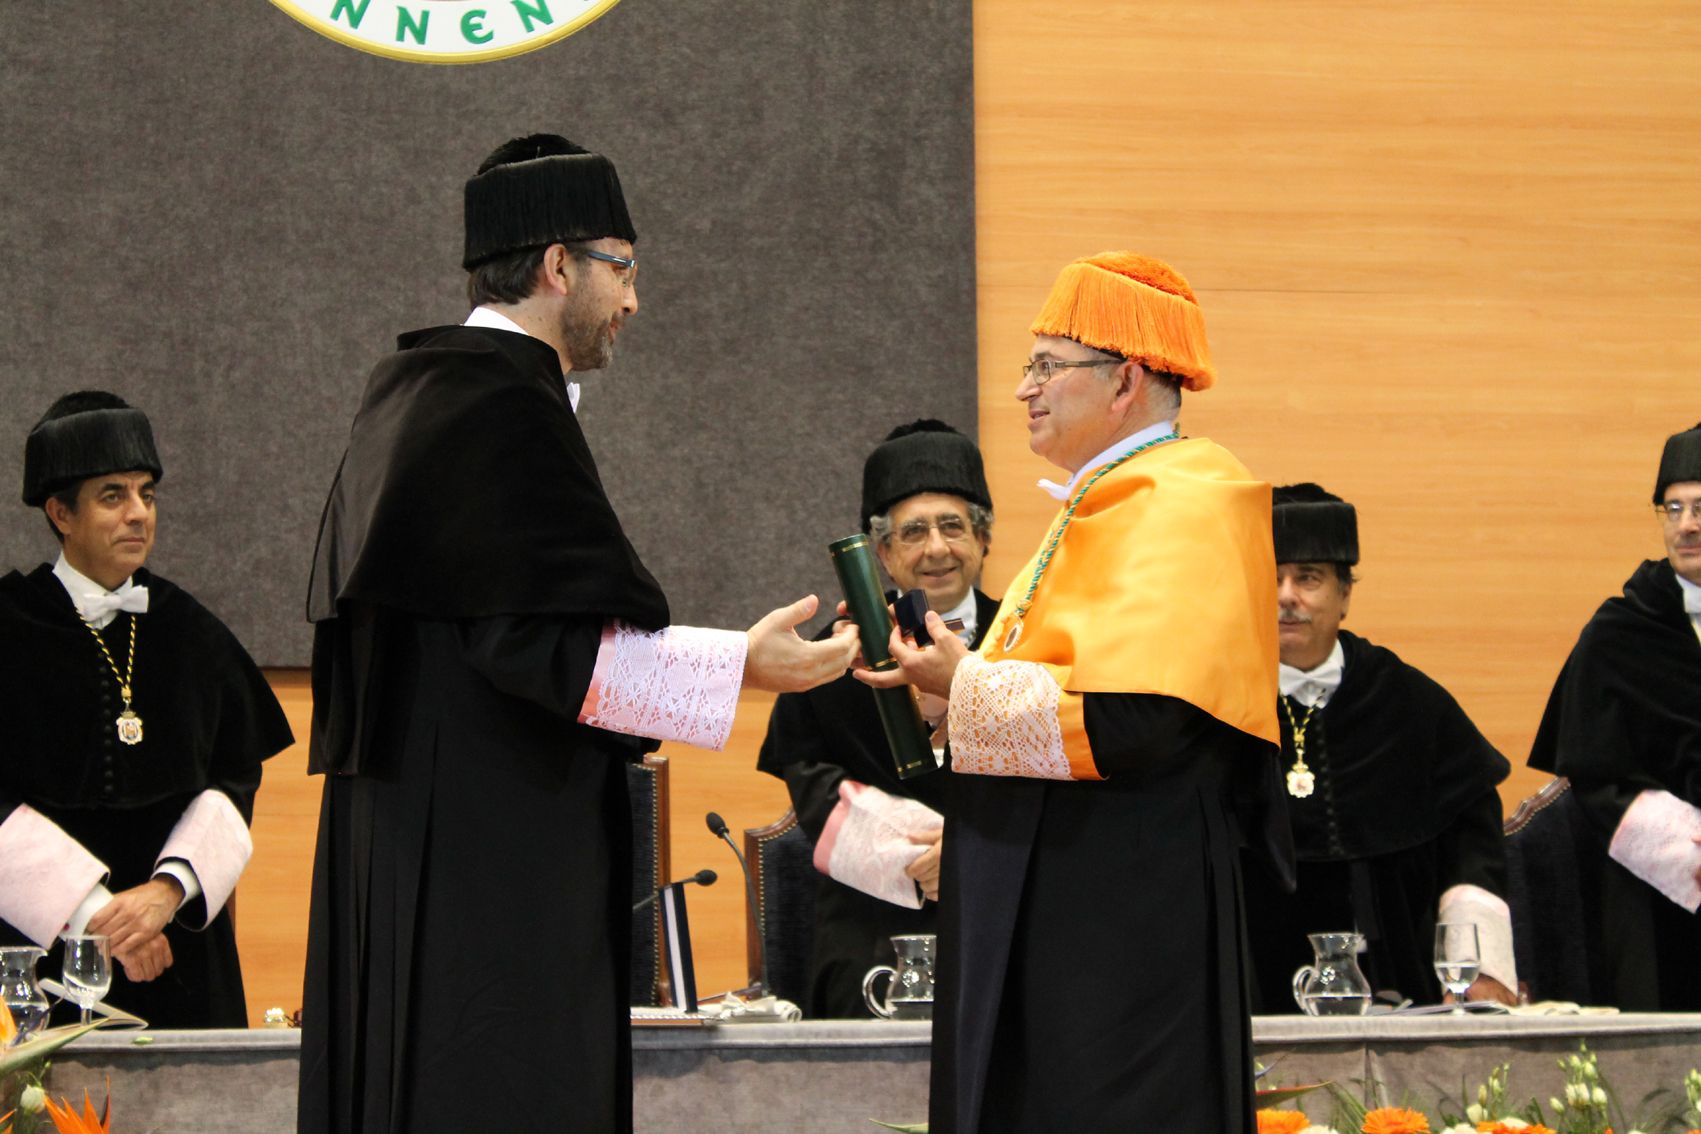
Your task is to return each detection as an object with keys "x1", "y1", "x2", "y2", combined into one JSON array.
[
  {"x1": 62, "y1": 935, "x2": 112, "y2": 1025},
  {"x1": 1433, "y1": 922, "x2": 1480, "y2": 1013}
]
